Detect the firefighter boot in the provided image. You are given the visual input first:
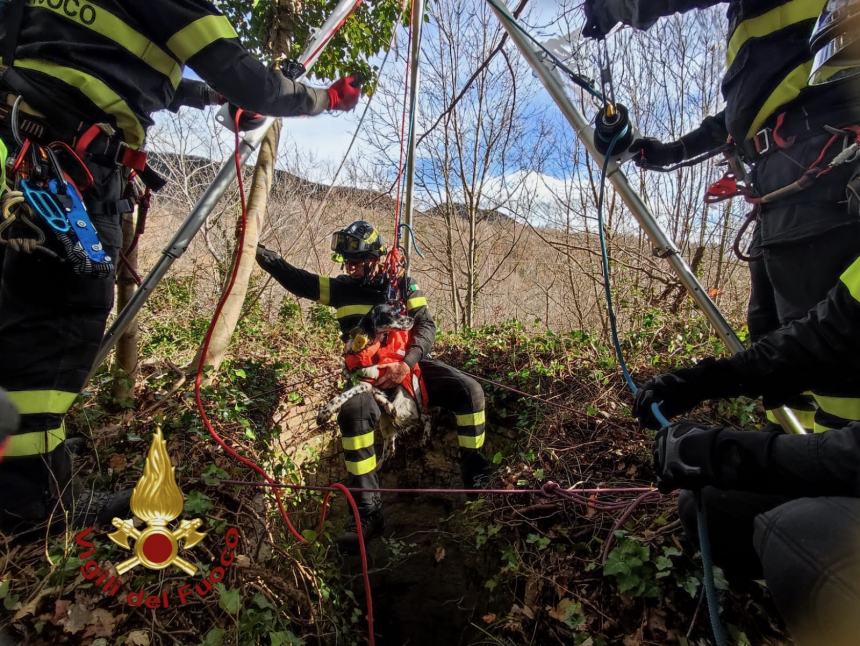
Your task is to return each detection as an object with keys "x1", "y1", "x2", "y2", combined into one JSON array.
[
  {"x1": 336, "y1": 507, "x2": 385, "y2": 555},
  {"x1": 336, "y1": 473, "x2": 384, "y2": 554},
  {"x1": 461, "y1": 449, "x2": 491, "y2": 490}
]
